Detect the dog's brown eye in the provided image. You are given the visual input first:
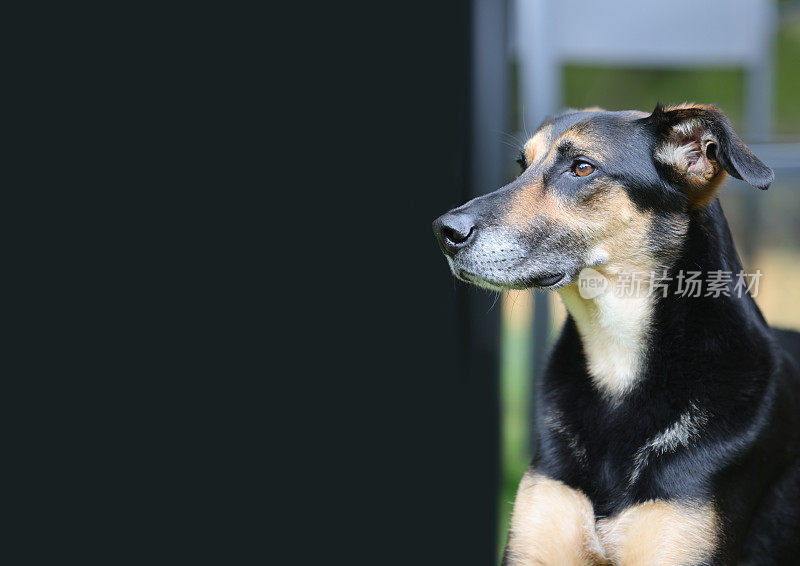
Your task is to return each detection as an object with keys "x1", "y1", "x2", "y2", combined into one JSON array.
[{"x1": 574, "y1": 161, "x2": 595, "y2": 177}]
